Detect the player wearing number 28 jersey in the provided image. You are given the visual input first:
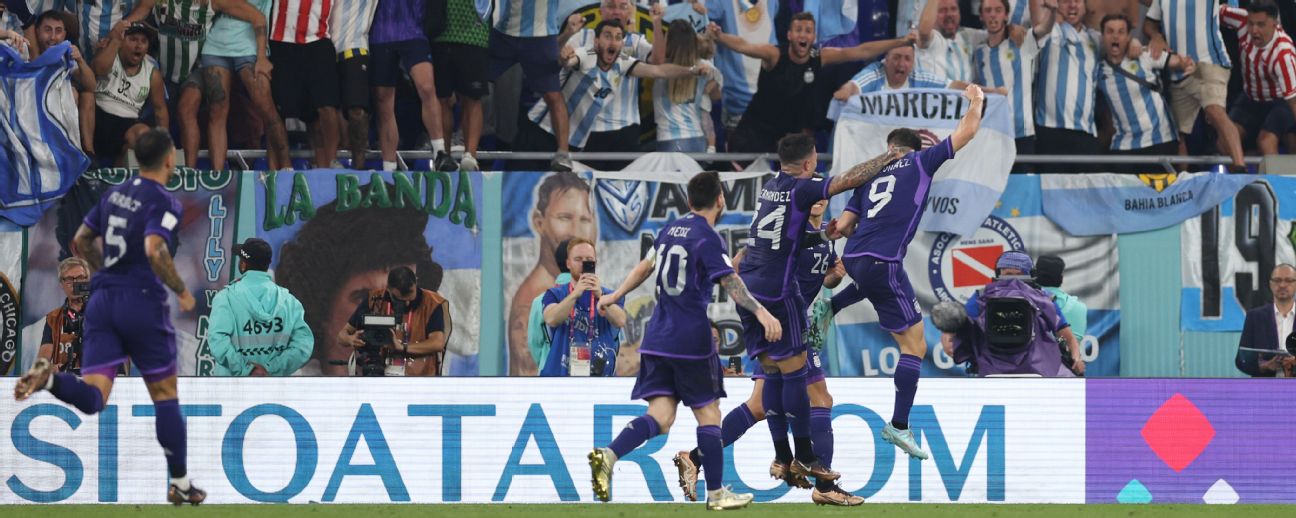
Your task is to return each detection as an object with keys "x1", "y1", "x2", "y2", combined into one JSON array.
[
  {"x1": 826, "y1": 84, "x2": 987, "y2": 463},
  {"x1": 14, "y1": 129, "x2": 206, "y2": 506}
]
